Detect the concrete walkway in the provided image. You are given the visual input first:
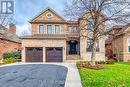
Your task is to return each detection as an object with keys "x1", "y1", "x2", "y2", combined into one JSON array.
[{"x1": 0, "y1": 63, "x2": 82, "y2": 87}]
